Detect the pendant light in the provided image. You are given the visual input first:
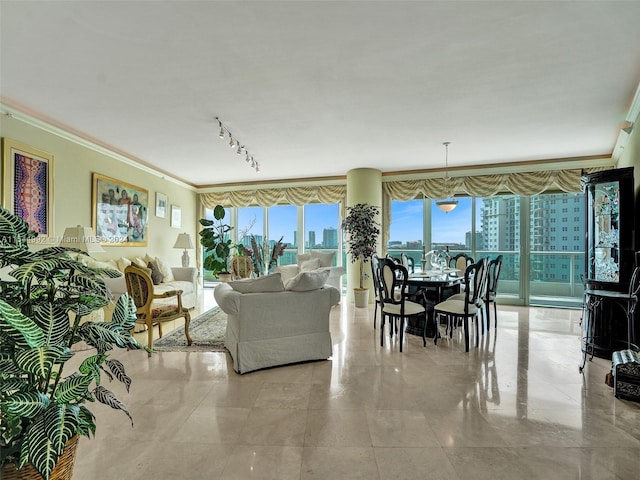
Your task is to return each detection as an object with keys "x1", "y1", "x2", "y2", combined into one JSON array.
[{"x1": 436, "y1": 141, "x2": 458, "y2": 213}]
